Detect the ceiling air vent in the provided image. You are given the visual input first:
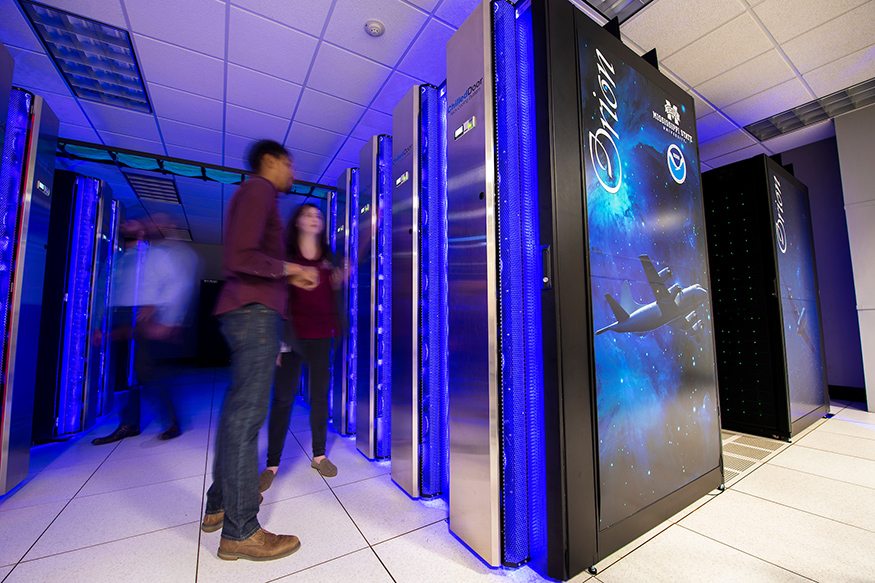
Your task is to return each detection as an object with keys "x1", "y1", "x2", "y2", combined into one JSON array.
[
  {"x1": 125, "y1": 173, "x2": 180, "y2": 205},
  {"x1": 745, "y1": 77, "x2": 875, "y2": 142},
  {"x1": 20, "y1": 0, "x2": 151, "y2": 113},
  {"x1": 158, "y1": 228, "x2": 192, "y2": 242}
]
